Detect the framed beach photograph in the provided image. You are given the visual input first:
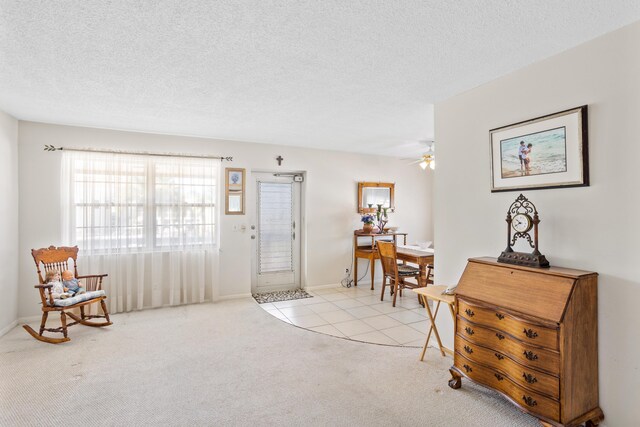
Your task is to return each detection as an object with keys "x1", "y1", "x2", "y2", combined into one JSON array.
[
  {"x1": 225, "y1": 168, "x2": 245, "y2": 214},
  {"x1": 490, "y1": 105, "x2": 589, "y2": 192}
]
